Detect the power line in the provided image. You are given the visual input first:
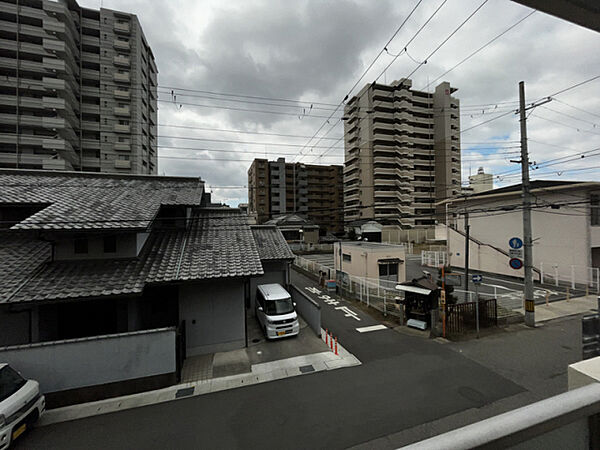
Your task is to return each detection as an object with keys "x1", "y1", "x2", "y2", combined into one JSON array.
[
  {"x1": 552, "y1": 98, "x2": 600, "y2": 120},
  {"x1": 421, "y1": 10, "x2": 536, "y2": 91},
  {"x1": 294, "y1": 0, "x2": 424, "y2": 162},
  {"x1": 306, "y1": 0, "x2": 490, "y2": 164}
]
